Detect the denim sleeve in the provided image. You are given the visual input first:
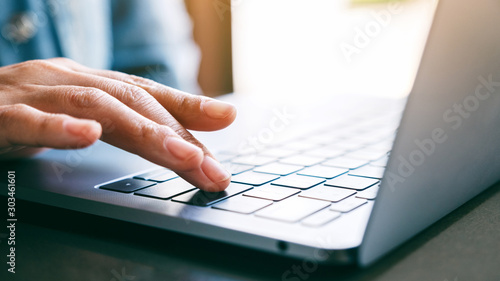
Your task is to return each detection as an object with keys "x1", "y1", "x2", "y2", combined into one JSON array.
[{"x1": 111, "y1": 0, "x2": 201, "y2": 93}]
